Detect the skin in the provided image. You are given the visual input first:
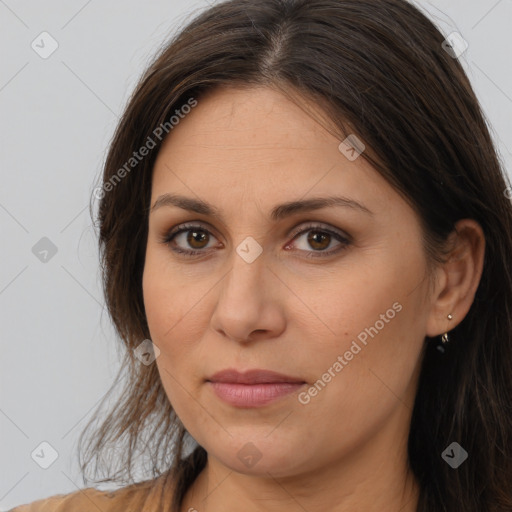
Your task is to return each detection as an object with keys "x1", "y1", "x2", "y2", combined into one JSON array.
[{"x1": 142, "y1": 85, "x2": 485, "y2": 512}]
